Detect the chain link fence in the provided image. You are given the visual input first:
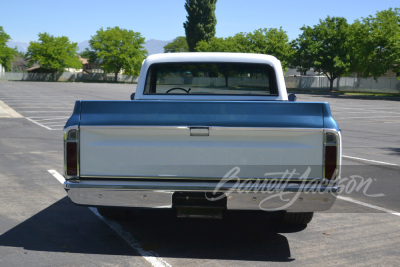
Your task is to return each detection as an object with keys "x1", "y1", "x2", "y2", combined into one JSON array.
[
  {"x1": 0, "y1": 72, "x2": 138, "y2": 83},
  {"x1": 285, "y1": 76, "x2": 400, "y2": 93}
]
